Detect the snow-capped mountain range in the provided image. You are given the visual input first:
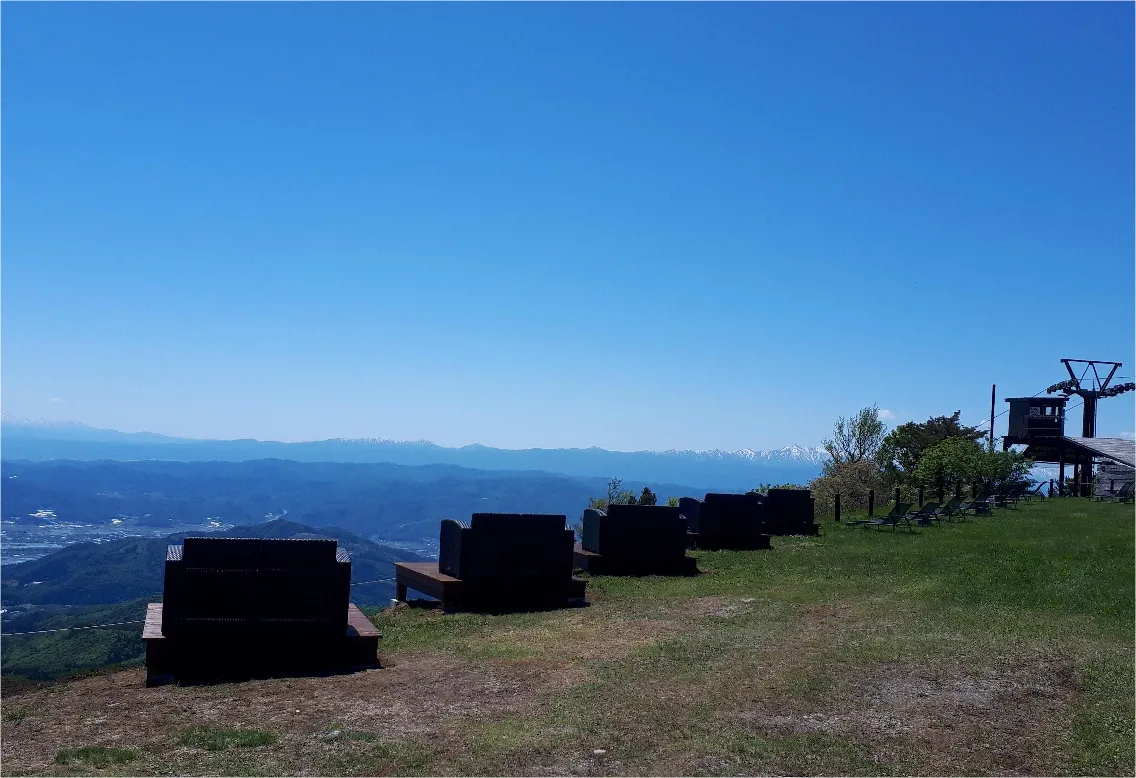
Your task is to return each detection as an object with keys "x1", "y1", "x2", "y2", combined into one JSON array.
[
  {"x1": 660, "y1": 445, "x2": 831, "y2": 465},
  {"x1": 1, "y1": 417, "x2": 832, "y2": 491},
  {"x1": 323, "y1": 435, "x2": 831, "y2": 465}
]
